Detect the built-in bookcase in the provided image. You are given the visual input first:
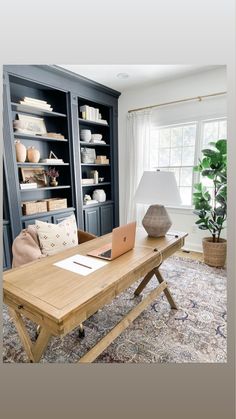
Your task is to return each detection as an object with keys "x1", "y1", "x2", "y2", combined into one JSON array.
[{"x1": 3, "y1": 65, "x2": 120, "y2": 267}]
